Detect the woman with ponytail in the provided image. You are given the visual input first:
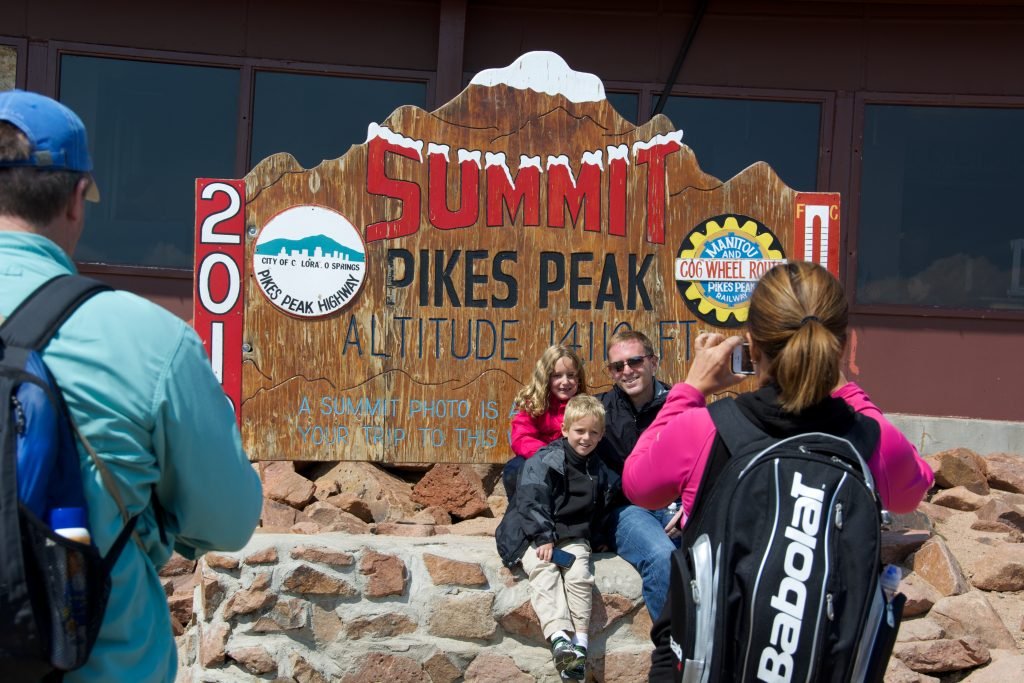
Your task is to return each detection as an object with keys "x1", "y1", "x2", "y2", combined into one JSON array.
[
  {"x1": 623, "y1": 261, "x2": 932, "y2": 519},
  {"x1": 623, "y1": 262, "x2": 933, "y2": 681}
]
